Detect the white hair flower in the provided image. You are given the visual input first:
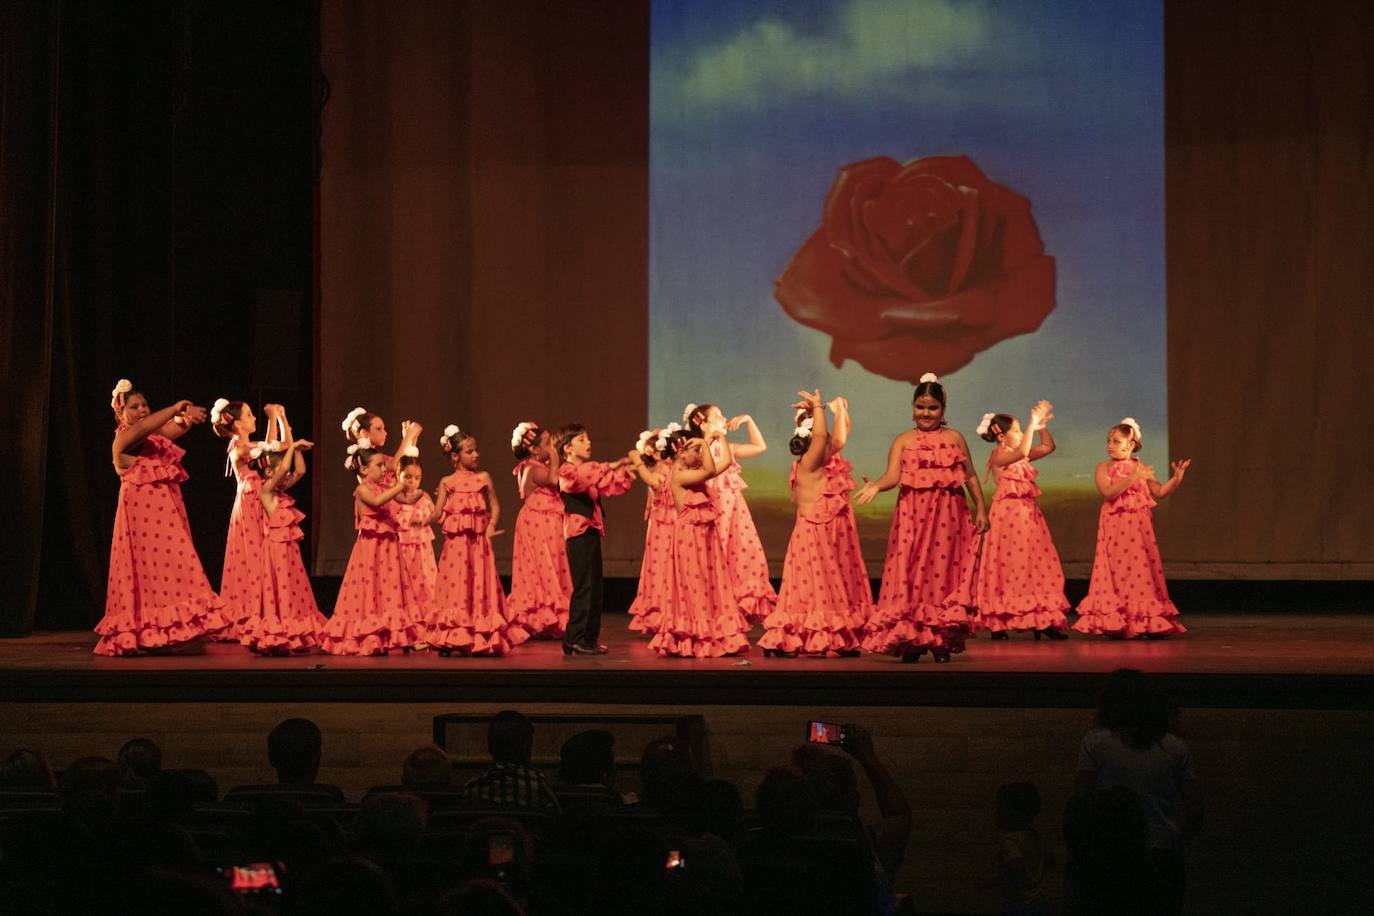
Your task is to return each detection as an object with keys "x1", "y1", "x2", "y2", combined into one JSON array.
[
  {"x1": 402, "y1": 445, "x2": 419, "y2": 458},
  {"x1": 655, "y1": 431, "x2": 671, "y2": 453},
  {"x1": 1120, "y1": 417, "x2": 1143, "y2": 441},
  {"x1": 209, "y1": 397, "x2": 231, "y2": 425},
  {"x1": 635, "y1": 429, "x2": 655, "y2": 453},
  {"x1": 341, "y1": 406, "x2": 366, "y2": 438},
  {"x1": 976, "y1": 412, "x2": 995, "y2": 437},
  {"x1": 665, "y1": 421, "x2": 682, "y2": 434},
  {"x1": 110, "y1": 378, "x2": 133, "y2": 409},
  {"x1": 344, "y1": 441, "x2": 363, "y2": 470},
  {"x1": 793, "y1": 416, "x2": 815, "y2": 439},
  {"x1": 919, "y1": 372, "x2": 939, "y2": 384},
  {"x1": 355, "y1": 434, "x2": 373, "y2": 449},
  {"x1": 510, "y1": 421, "x2": 536, "y2": 450},
  {"x1": 681, "y1": 403, "x2": 697, "y2": 424},
  {"x1": 441, "y1": 424, "x2": 462, "y2": 452}
]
